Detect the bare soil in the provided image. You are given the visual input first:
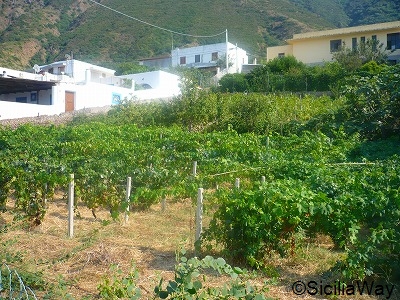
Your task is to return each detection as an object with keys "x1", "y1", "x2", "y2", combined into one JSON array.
[{"x1": 0, "y1": 193, "x2": 388, "y2": 300}]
